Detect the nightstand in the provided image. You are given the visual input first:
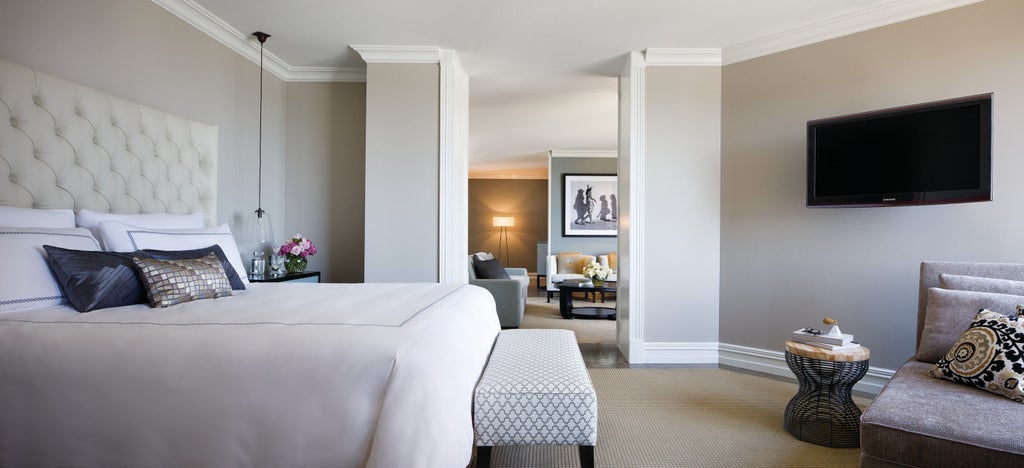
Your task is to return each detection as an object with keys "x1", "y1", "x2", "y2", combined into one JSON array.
[{"x1": 249, "y1": 271, "x2": 321, "y2": 283}]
